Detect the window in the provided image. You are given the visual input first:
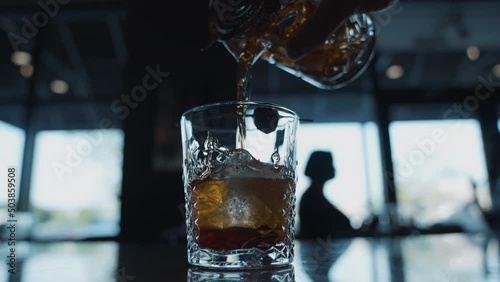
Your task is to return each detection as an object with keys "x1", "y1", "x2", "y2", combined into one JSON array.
[
  {"x1": 295, "y1": 122, "x2": 384, "y2": 231},
  {"x1": 30, "y1": 129, "x2": 124, "y2": 240},
  {"x1": 389, "y1": 120, "x2": 490, "y2": 232},
  {"x1": 0, "y1": 120, "x2": 25, "y2": 224}
]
